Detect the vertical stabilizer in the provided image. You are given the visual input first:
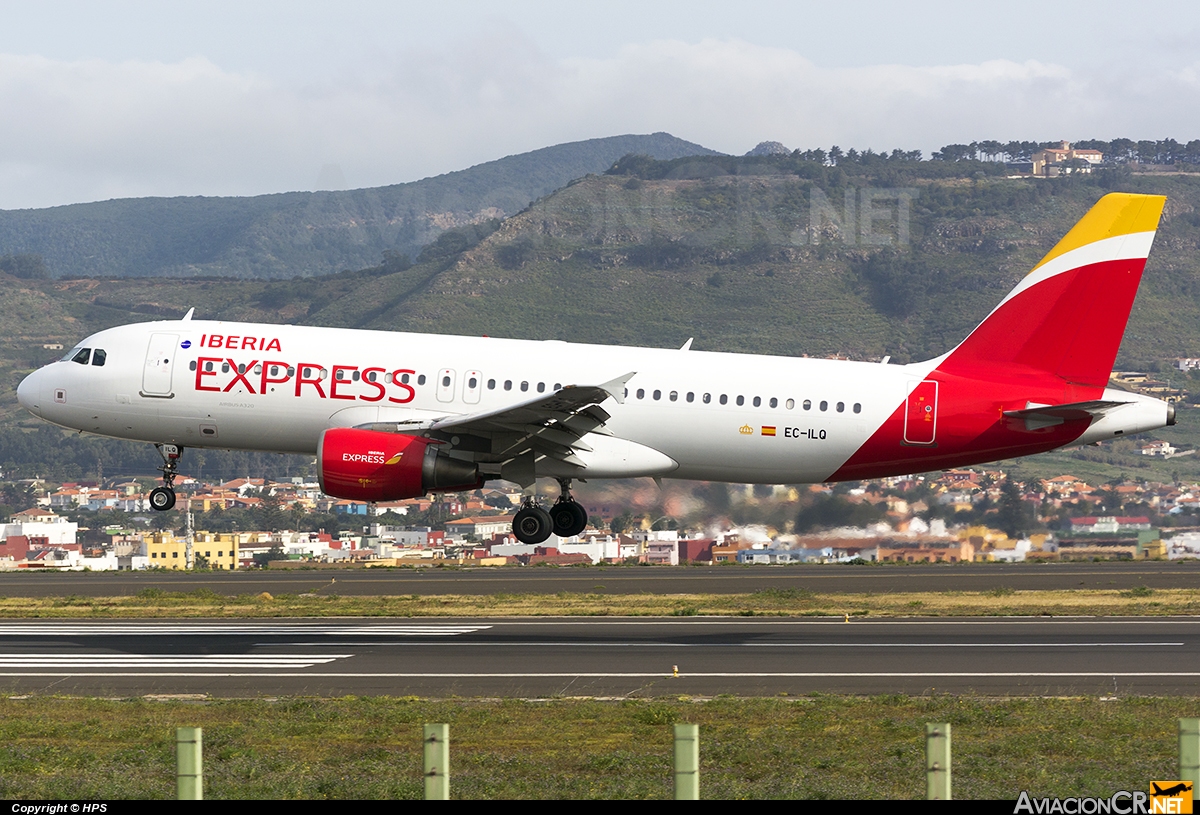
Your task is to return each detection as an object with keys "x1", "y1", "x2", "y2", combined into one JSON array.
[{"x1": 940, "y1": 193, "x2": 1166, "y2": 387}]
